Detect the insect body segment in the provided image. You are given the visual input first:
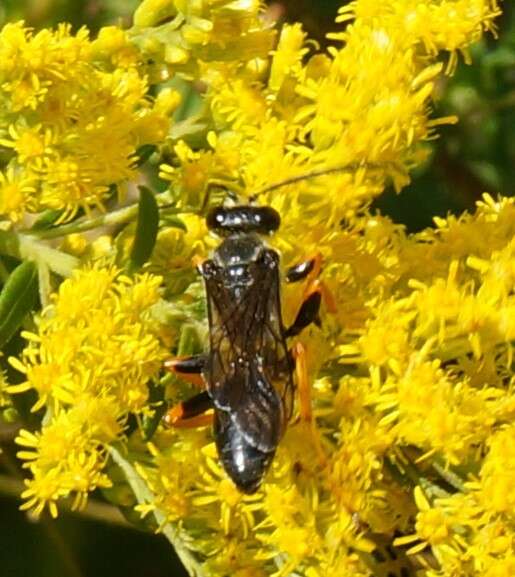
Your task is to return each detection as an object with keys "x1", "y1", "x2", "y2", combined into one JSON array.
[{"x1": 164, "y1": 205, "x2": 324, "y2": 493}]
